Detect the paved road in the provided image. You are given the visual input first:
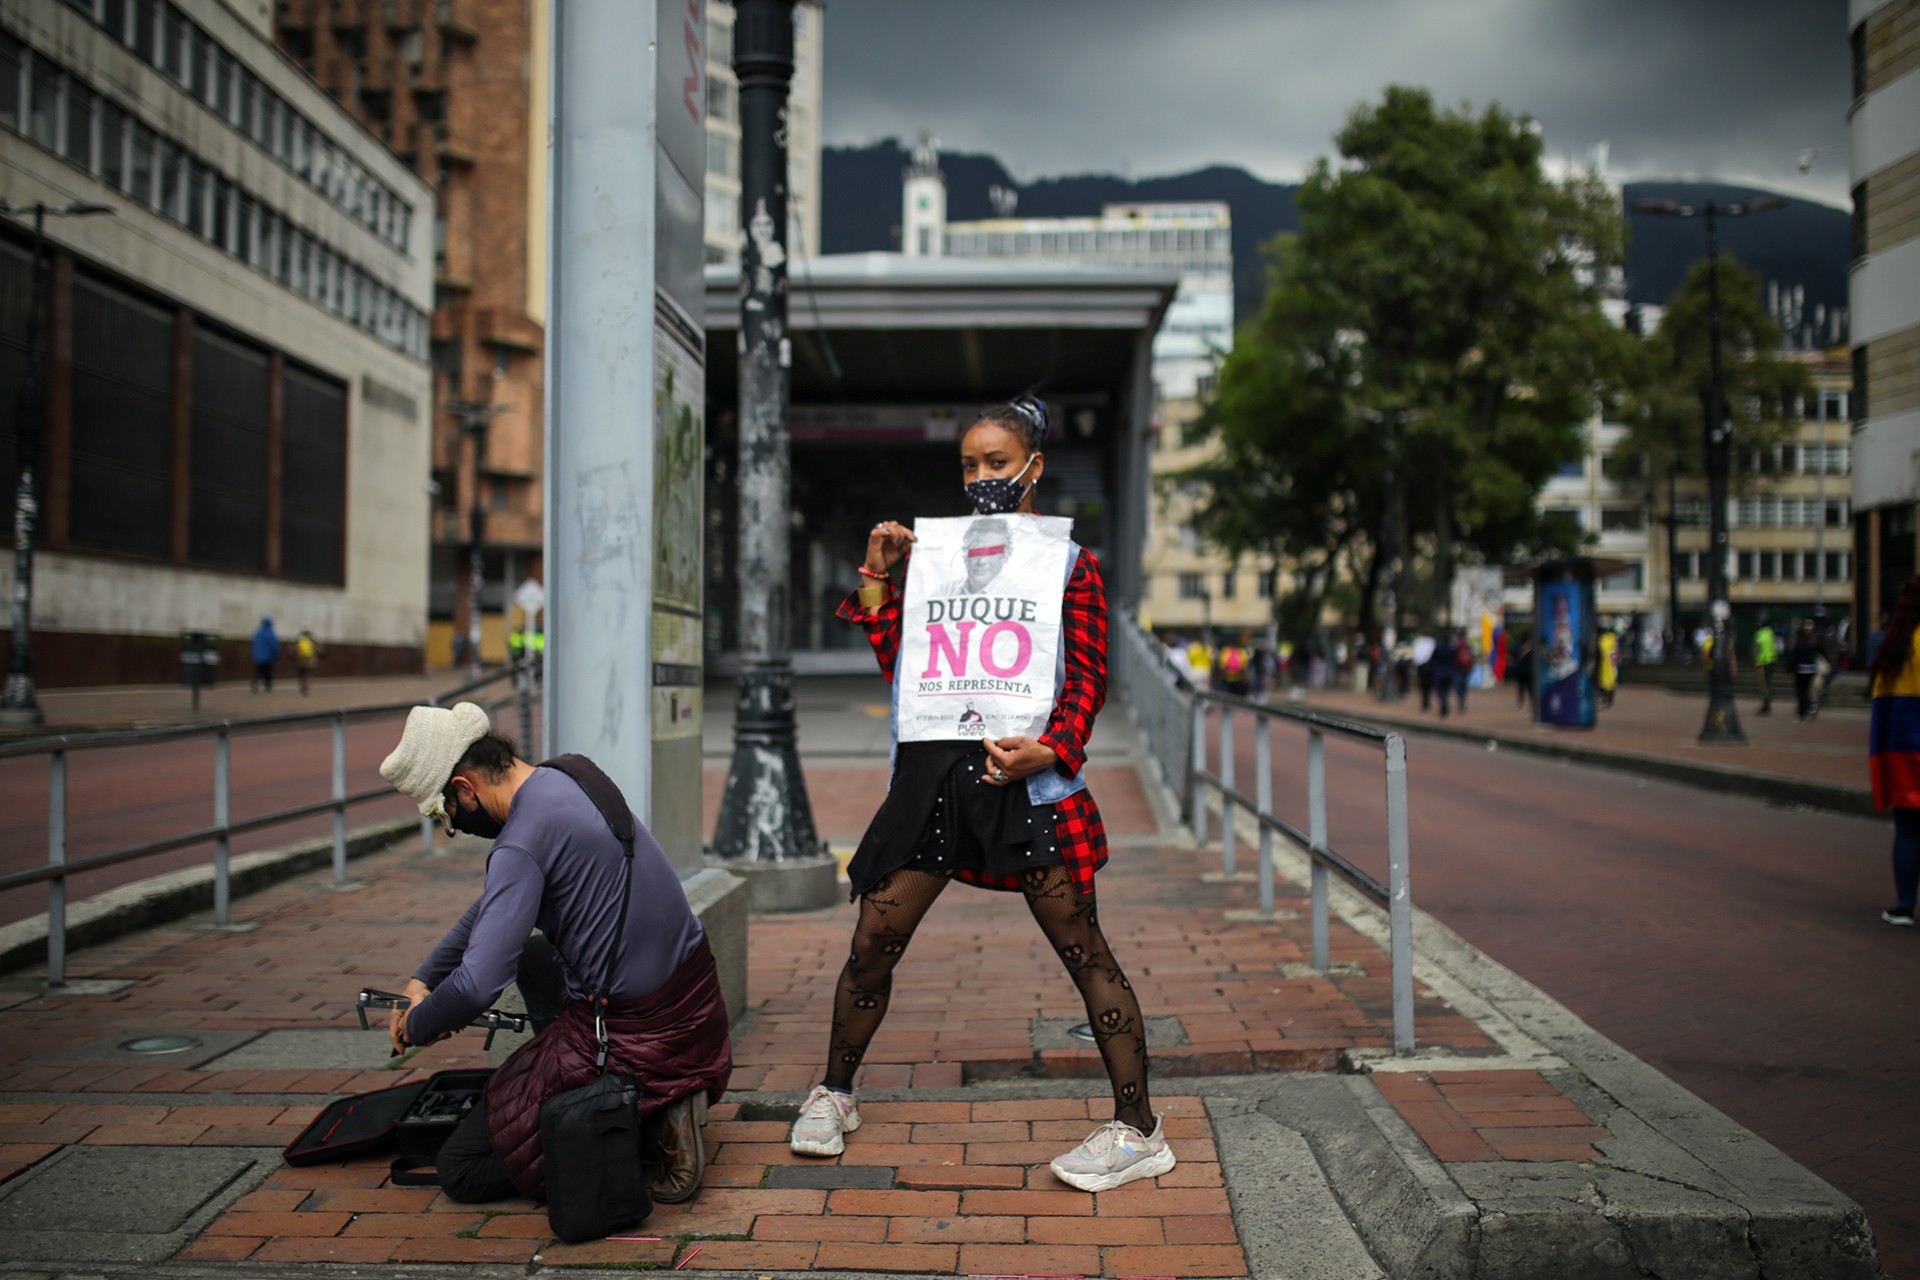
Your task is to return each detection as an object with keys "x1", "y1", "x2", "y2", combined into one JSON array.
[{"x1": 1205, "y1": 707, "x2": 1919, "y2": 1277}]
